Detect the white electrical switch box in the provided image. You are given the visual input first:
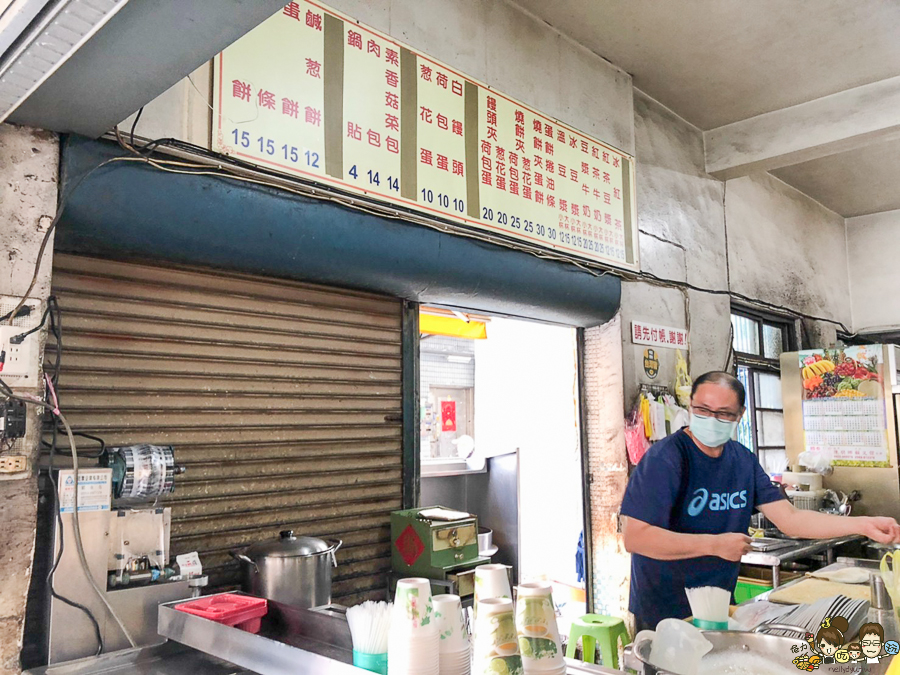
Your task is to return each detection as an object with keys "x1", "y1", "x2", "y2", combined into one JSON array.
[{"x1": 0, "y1": 296, "x2": 43, "y2": 387}]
